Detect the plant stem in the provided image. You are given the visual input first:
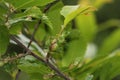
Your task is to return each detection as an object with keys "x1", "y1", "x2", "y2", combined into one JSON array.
[
  {"x1": 0, "y1": 53, "x2": 28, "y2": 62},
  {"x1": 11, "y1": 36, "x2": 70, "y2": 80},
  {"x1": 27, "y1": 0, "x2": 60, "y2": 49},
  {"x1": 14, "y1": 1, "x2": 61, "y2": 79},
  {"x1": 27, "y1": 20, "x2": 41, "y2": 48}
]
